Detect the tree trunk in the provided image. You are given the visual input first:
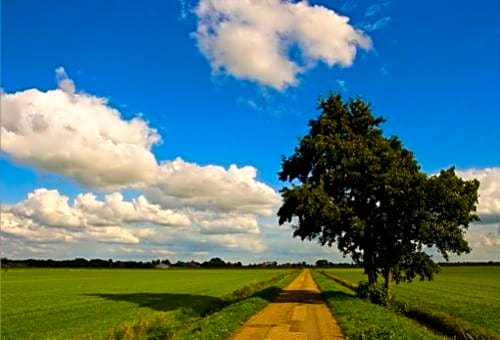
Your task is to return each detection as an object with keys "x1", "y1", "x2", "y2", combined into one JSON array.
[
  {"x1": 383, "y1": 267, "x2": 390, "y2": 289},
  {"x1": 367, "y1": 269, "x2": 377, "y2": 285},
  {"x1": 364, "y1": 250, "x2": 377, "y2": 285}
]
